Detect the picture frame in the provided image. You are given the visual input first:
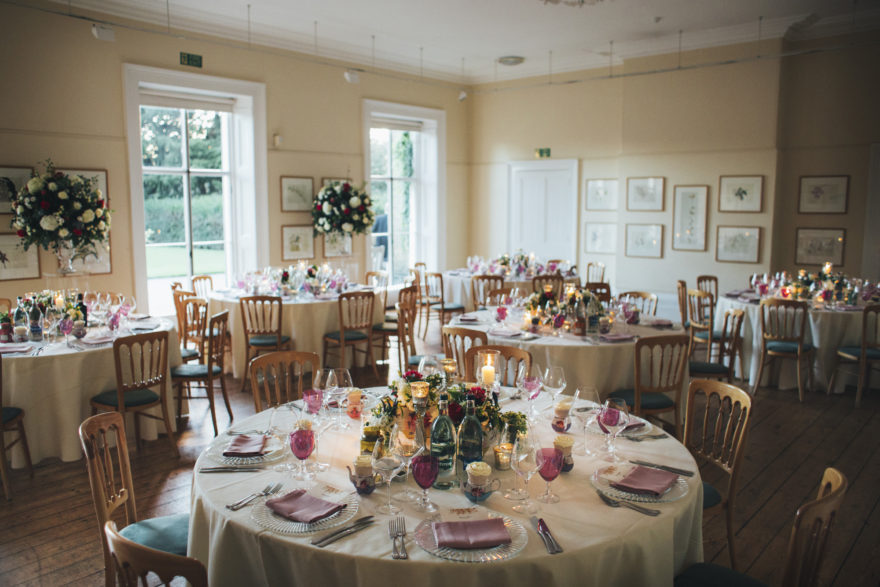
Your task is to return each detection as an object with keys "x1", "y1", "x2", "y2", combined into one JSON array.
[
  {"x1": 58, "y1": 168, "x2": 112, "y2": 274},
  {"x1": 585, "y1": 179, "x2": 618, "y2": 211},
  {"x1": 798, "y1": 176, "x2": 849, "y2": 214},
  {"x1": 324, "y1": 232, "x2": 352, "y2": 257},
  {"x1": 795, "y1": 228, "x2": 845, "y2": 266},
  {"x1": 584, "y1": 222, "x2": 617, "y2": 254},
  {"x1": 280, "y1": 176, "x2": 314, "y2": 212},
  {"x1": 0, "y1": 166, "x2": 33, "y2": 214},
  {"x1": 716, "y1": 225, "x2": 761, "y2": 264},
  {"x1": 672, "y1": 185, "x2": 708, "y2": 251},
  {"x1": 322, "y1": 177, "x2": 351, "y2": 188},
  {"x1": 626, "y1": 177, "x2": 665, "y2": 211},
  {"x1": 625, "y1": 224, "x2": 663, "y2": 258},
  {"x1": 58, "y1": 168, "x2": 109, "y2": 204},
  {"x1": 718, "y1": 175, "x2": 763, "y2": 213},
  {"x1": 0, "y1": 233, "x2": 40, "y2": 280},
  {"x1": 281, "y1": 225, "x2": 314, "y2": 260}
]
